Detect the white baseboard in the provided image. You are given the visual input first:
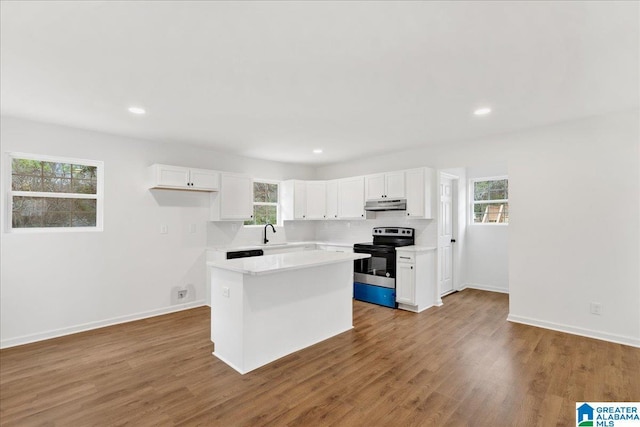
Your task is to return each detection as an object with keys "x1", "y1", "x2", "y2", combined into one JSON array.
[
  {"x1": 0, "y1": 300, "x2": 207, "y2": 349},
  {"x1": 507, "y1": 314, "x2": 640, "y2": 348},
  {"x1": 460, "y1": 283, "x2": 509, "y2": 294},
  {"x1": 397, "y1": 303, "x2": 436, "y2": 313}
]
